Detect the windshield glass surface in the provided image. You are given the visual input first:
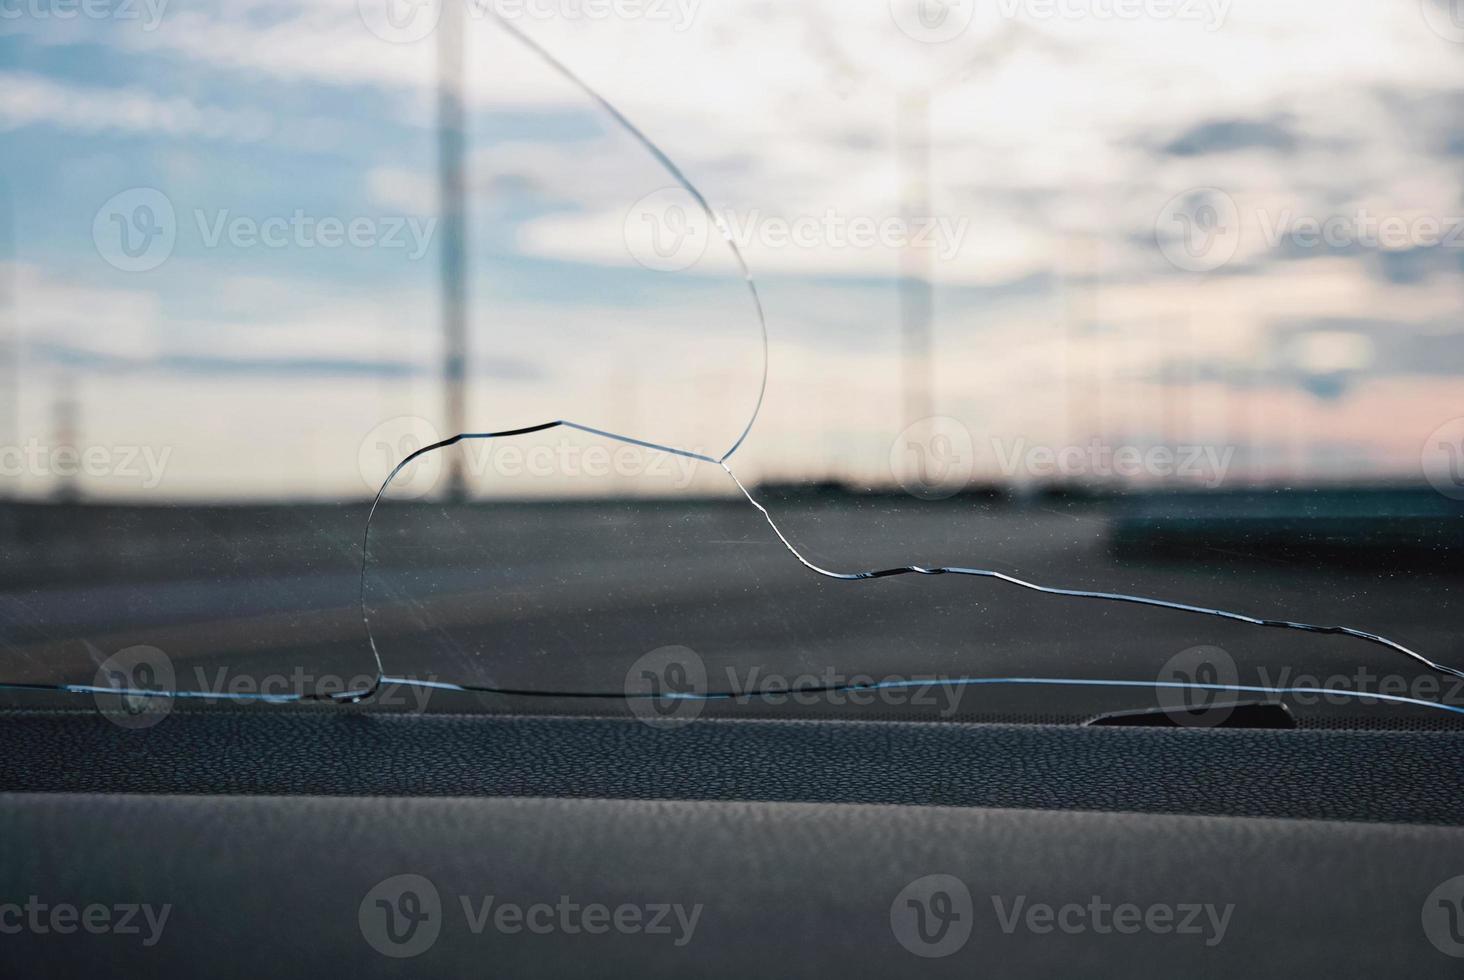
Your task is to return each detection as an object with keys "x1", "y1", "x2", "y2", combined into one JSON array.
[{"x1": 2, "y1": 0, "x2": 1463, "y2": 728}]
